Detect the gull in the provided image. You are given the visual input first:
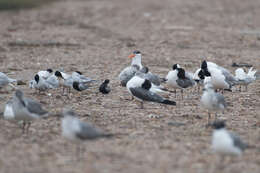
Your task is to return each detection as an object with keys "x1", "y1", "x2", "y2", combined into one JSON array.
[
  {"x1": 34, "y1": 74, "x2": 55, "y2": 92},
  {"x1": 62, "y1": 108, "x2": 113, "y2": 159},
  {"x1": 201, "y1": 60, "x2": 238, "y2": 91},
  {"x1": 72, "y1": 81, "x2": 89, "y2": 92},
  {"x1": 119, "y1": 50, "x2": 143, "y2": 86},
  {"x1": 99, "y1": 79, "x2": 111, "y2": 94},
  {"x1": 175, "y1": 68, "x2": 196, "y2": 99},
  {"x1": 0, "y1": 72, "x2": 17, "y2": 90},
  {"x1": 71, "y1": 71, "x2": 96, "y2": 84},
  {"x1": 37, "y1": 69, "x2": 53, "y2": 80},
  {"x1": 12, "y1": 89, "x2": 48, "y2": 133},
  {"x1": 235, "y1": 67, "x2": 257, "y2": 91},
  {"x1": 211, "y1": 121, "x2": 248, "y2": 155},
  {"x1": 201, "y1": 77, "x2": 226, "y2": 124},
  {"x1": 165, "y1": 64, "x2": 181, "y2": 97},
  {"x1": 126, "y1": 75, "x2": 176, "y2": 108}
]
